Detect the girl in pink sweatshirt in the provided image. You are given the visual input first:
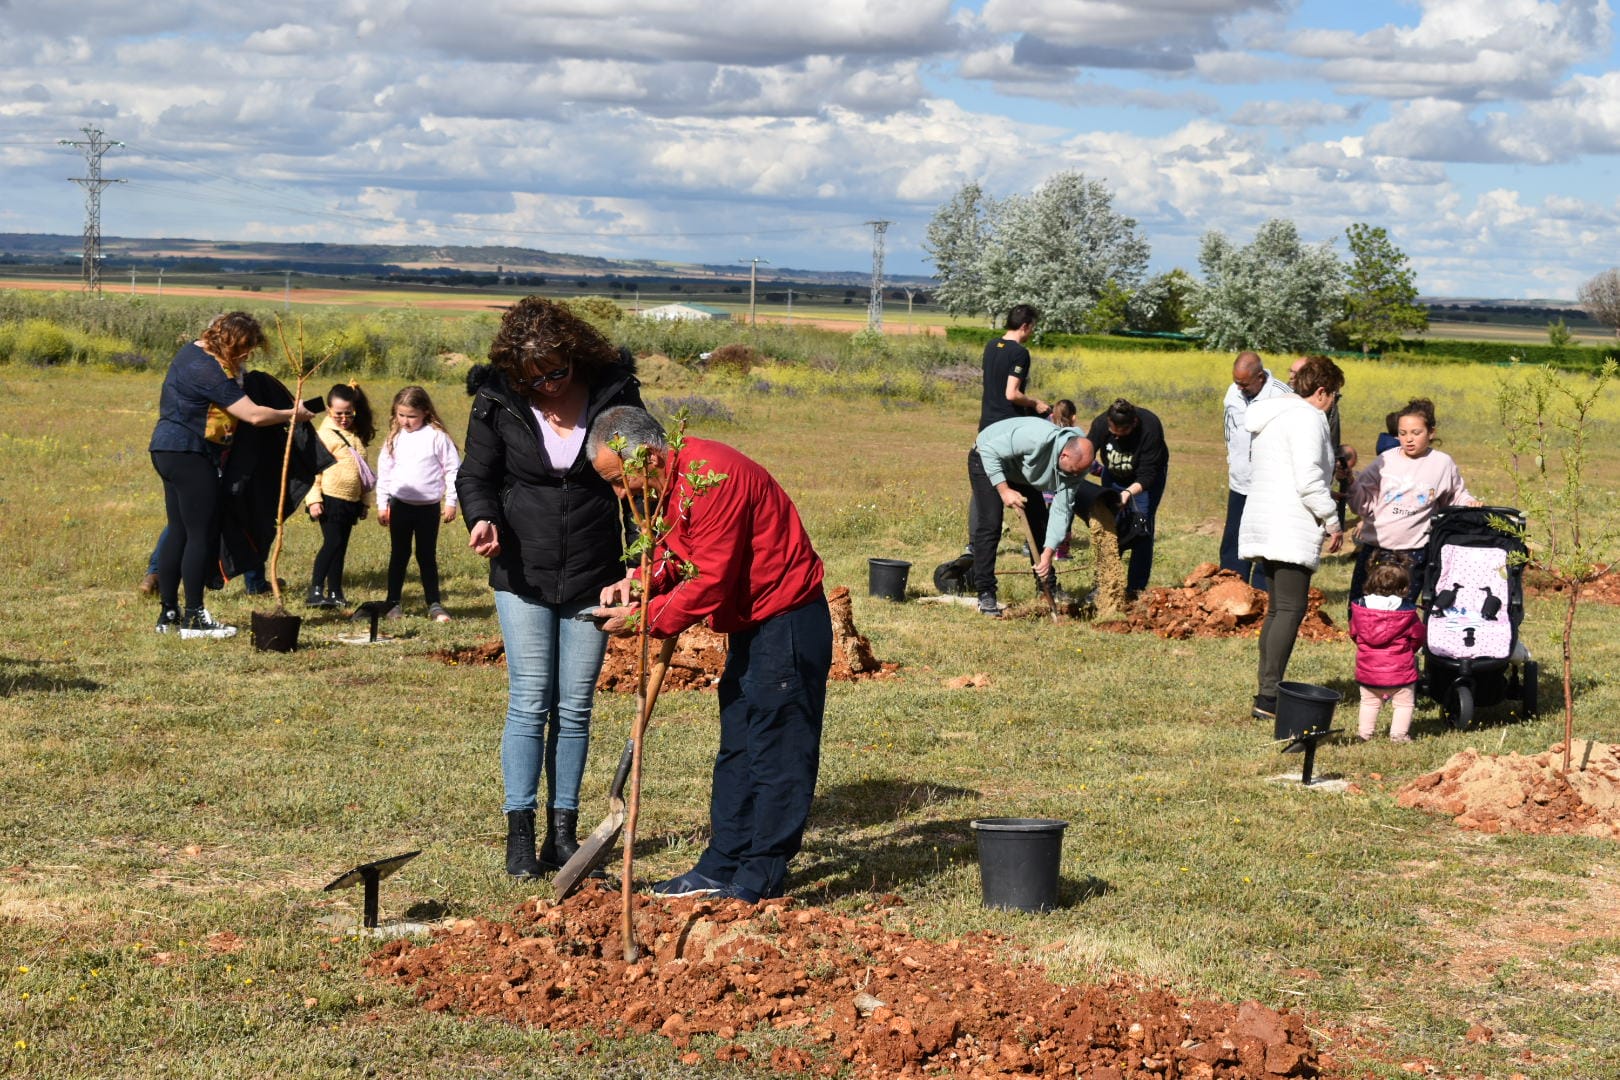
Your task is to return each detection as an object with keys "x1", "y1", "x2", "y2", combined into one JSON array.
[
  {"x1": 377, "y1": 386, "x2": 461, "y2": 621},
  {"x1": 1349, "y1": 559, "x2": 1426, "y2": 742},
  {"x1": 1348, "y1": 398, "x2": 1478, "y2": 606}
]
